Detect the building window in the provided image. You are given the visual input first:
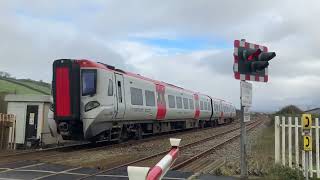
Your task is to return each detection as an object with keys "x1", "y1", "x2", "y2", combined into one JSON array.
[
  {"x1": 168, "y1": 95, "x2": 176, "y2": 108},
  {"x1": 108, "y1": 79, "x2": 113, "y2": 96},
  {"x1": 176, "y1": 96, "x2": 182, "y2": 109},
  {"x1": 183, "y1": 98, "x2": 189, "y2": 109},
  {"x1": 130, "y1": 87, "x2": 143, "y2": 105},
  {"x1": 145, "y1": 90, "x2": 155, "y2": 106},
  {"x1": 189, "y1": 99, "x2": 194, "y2": 110}
]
